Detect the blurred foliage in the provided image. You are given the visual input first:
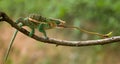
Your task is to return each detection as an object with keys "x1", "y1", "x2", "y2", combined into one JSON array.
[{"x1": 0, "y1": 0, "x2": 120, "y2": 64}]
